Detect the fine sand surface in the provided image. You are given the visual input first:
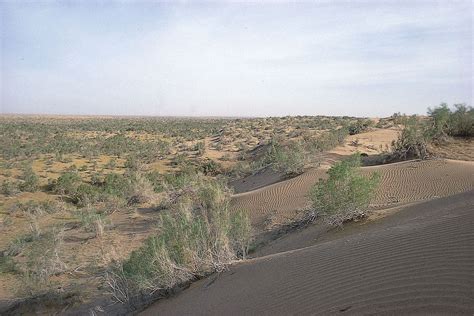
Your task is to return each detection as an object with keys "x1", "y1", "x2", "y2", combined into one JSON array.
[
  {"x1": 141, "y1": 190, "x2": 474, "y2": 315},
  {"x1": 231, "y1": 159, "x2": 474, "y2": 227},
  {"x1": 329, "y1": 127, "x2": 400, "y2": 156},
  {"x1": 229, "y1": 167, "x2": 286, "y2": 194}
]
